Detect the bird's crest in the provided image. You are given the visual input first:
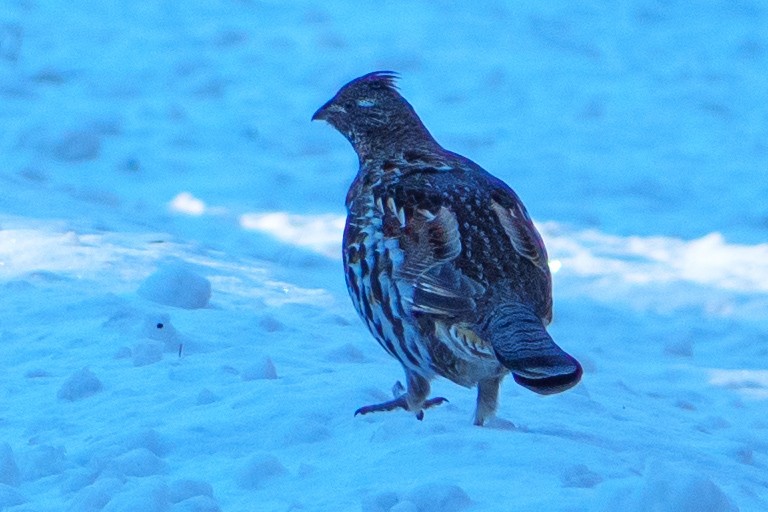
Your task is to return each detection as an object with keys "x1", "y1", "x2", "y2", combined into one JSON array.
[{"x1": 351, "y1": 71, "x2": 400, "y2": 92}]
